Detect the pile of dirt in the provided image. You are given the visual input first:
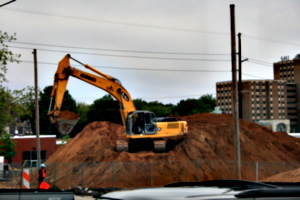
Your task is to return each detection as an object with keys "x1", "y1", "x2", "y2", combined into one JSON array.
[
  {"x1": 261, "y1": 167, "x2": 300, "y2": 182},
  {"x1": 59, "y1": 110, "x2": 80, "y2": 120},
  {"x1": 44, "y1": 113, "x2": 300, "y2": 188}
]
